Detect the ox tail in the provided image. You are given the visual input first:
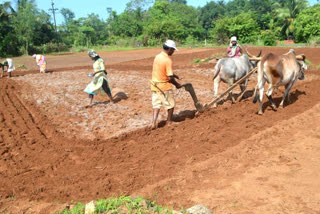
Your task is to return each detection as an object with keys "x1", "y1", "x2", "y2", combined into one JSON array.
[{"x1": 212, "y1": 60, "x2": 222, "y2": 80}]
